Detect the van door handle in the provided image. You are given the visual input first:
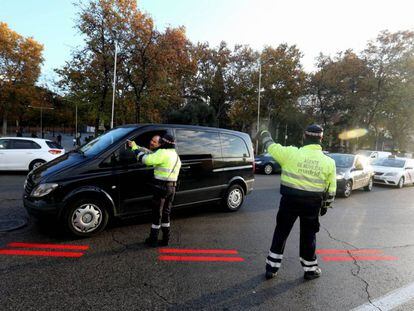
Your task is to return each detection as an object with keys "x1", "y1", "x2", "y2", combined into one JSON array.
[{"x1": 181, "y1": 166, "x2": 191, "y2": 170}]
